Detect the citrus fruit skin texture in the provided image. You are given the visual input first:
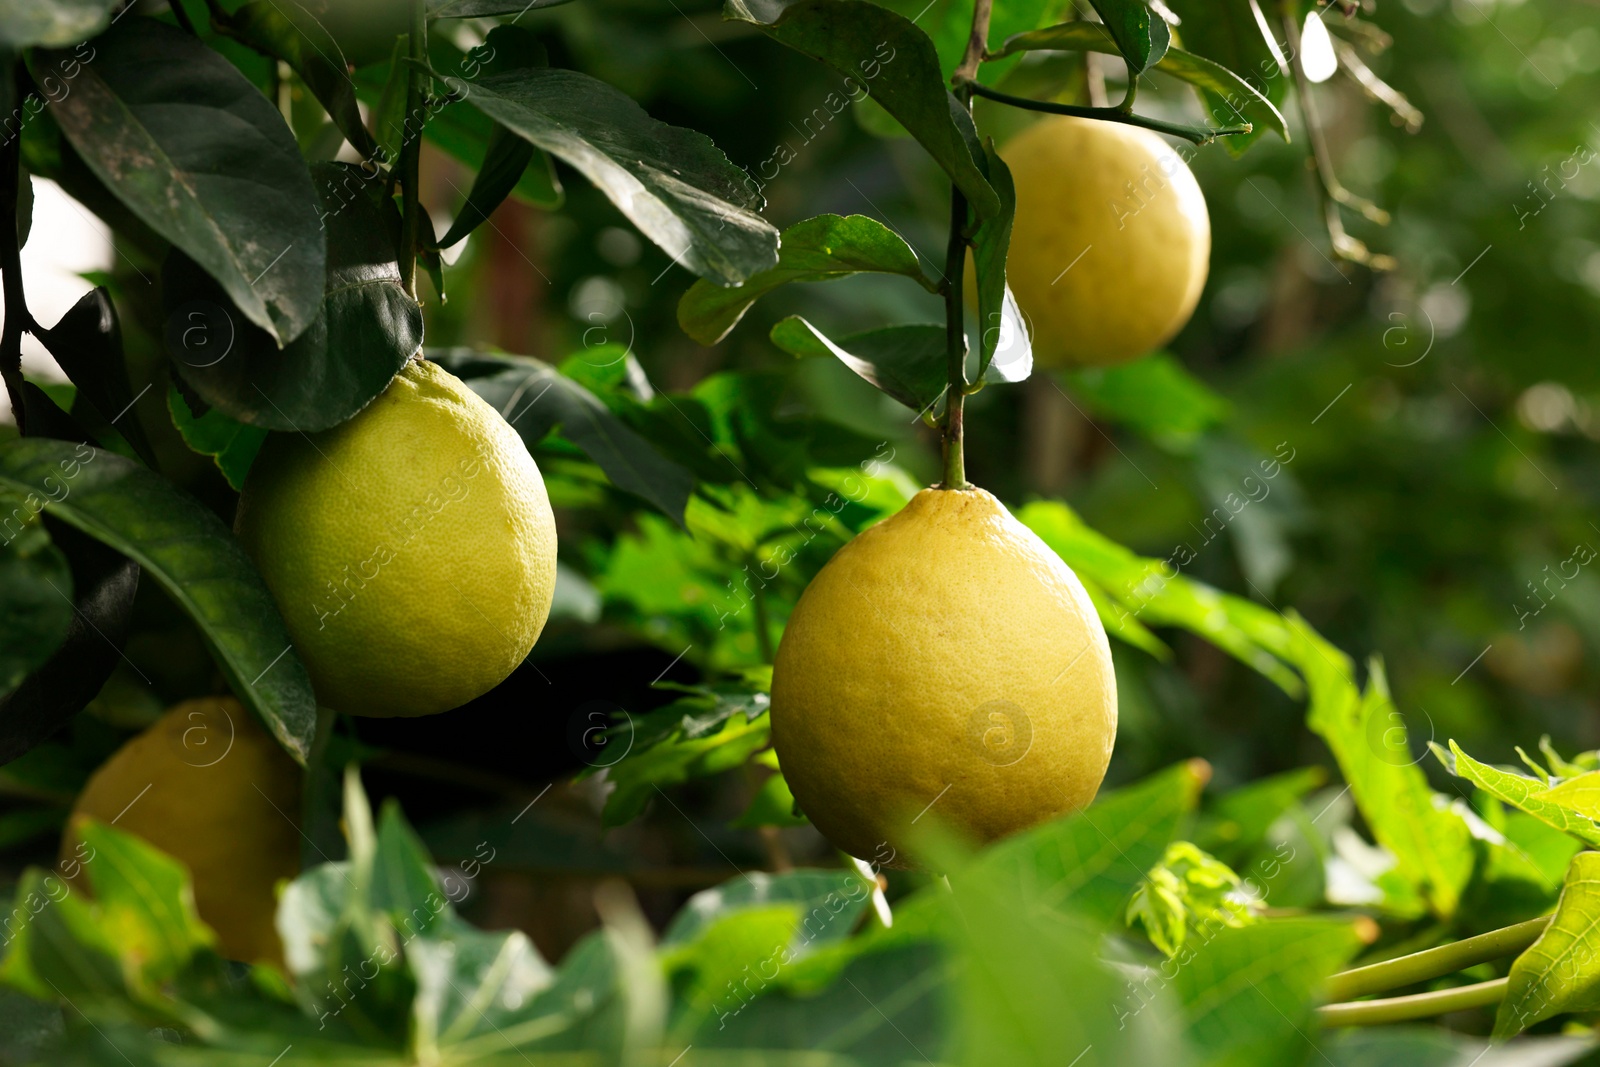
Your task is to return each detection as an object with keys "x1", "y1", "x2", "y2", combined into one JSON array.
[
  {"x1": 235, "y1": 359, "x2": 557, "y2": 717},
  {"x1": 770, "y1": 487, "x2": 1117, "y2": 864},
  {"x1": 1002, "y1": 115, "x2": 1210, "y2": 368},
  {"x1": 62, "y1": 698, "x2": 301, "y2": 964}
]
